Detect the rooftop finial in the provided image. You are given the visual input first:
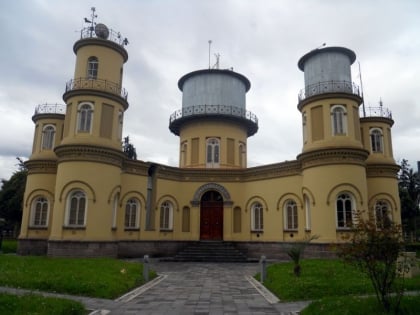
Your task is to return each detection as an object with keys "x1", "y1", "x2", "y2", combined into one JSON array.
[{"x1": 84, "y1": 7, "x2": 98, "y2": 37}]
